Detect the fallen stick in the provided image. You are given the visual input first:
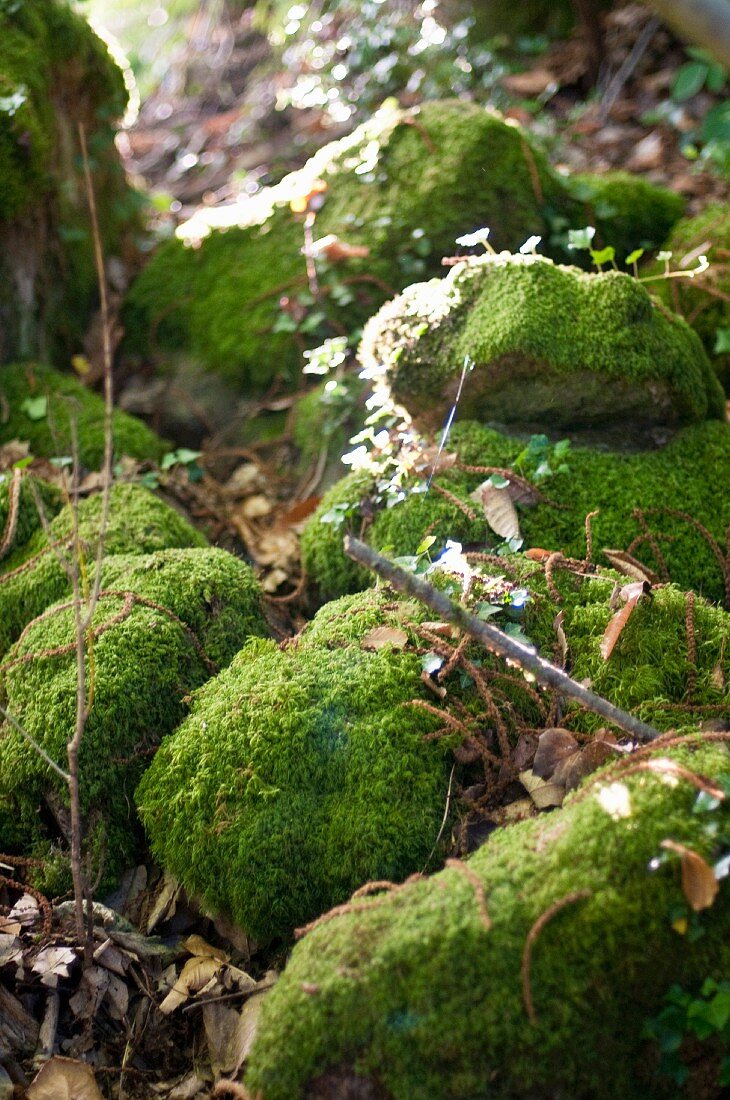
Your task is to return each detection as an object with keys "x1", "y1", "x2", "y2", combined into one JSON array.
[{"x1": 344, "y1": 536, "x2": 662, "y2": 743}]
